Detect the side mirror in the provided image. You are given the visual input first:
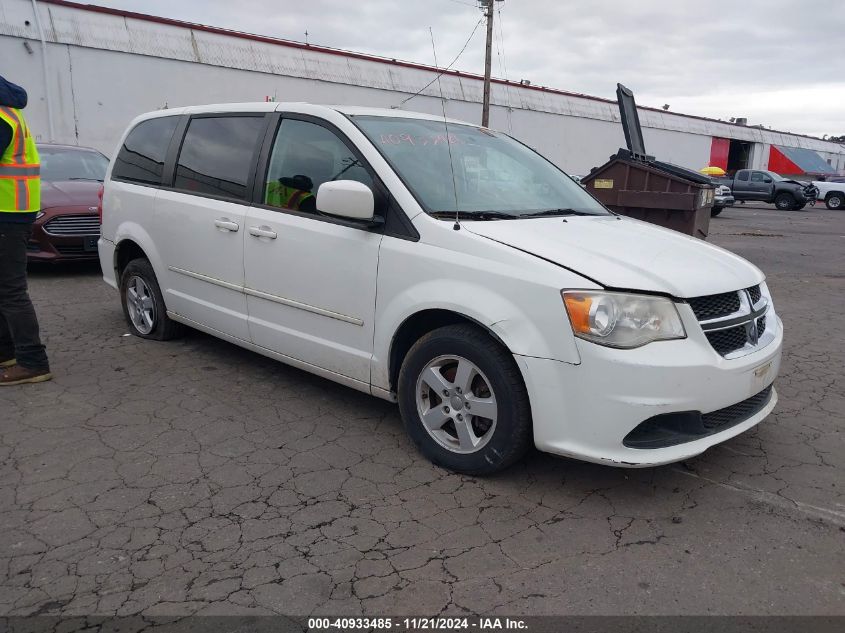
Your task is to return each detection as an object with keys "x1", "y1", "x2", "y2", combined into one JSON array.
[
  {"x1": 763, "y1": 177, "x2": 772, "y2": 183},
  {"x1": 316, "y1": 180, "x2": 374, "y2": 221}
]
